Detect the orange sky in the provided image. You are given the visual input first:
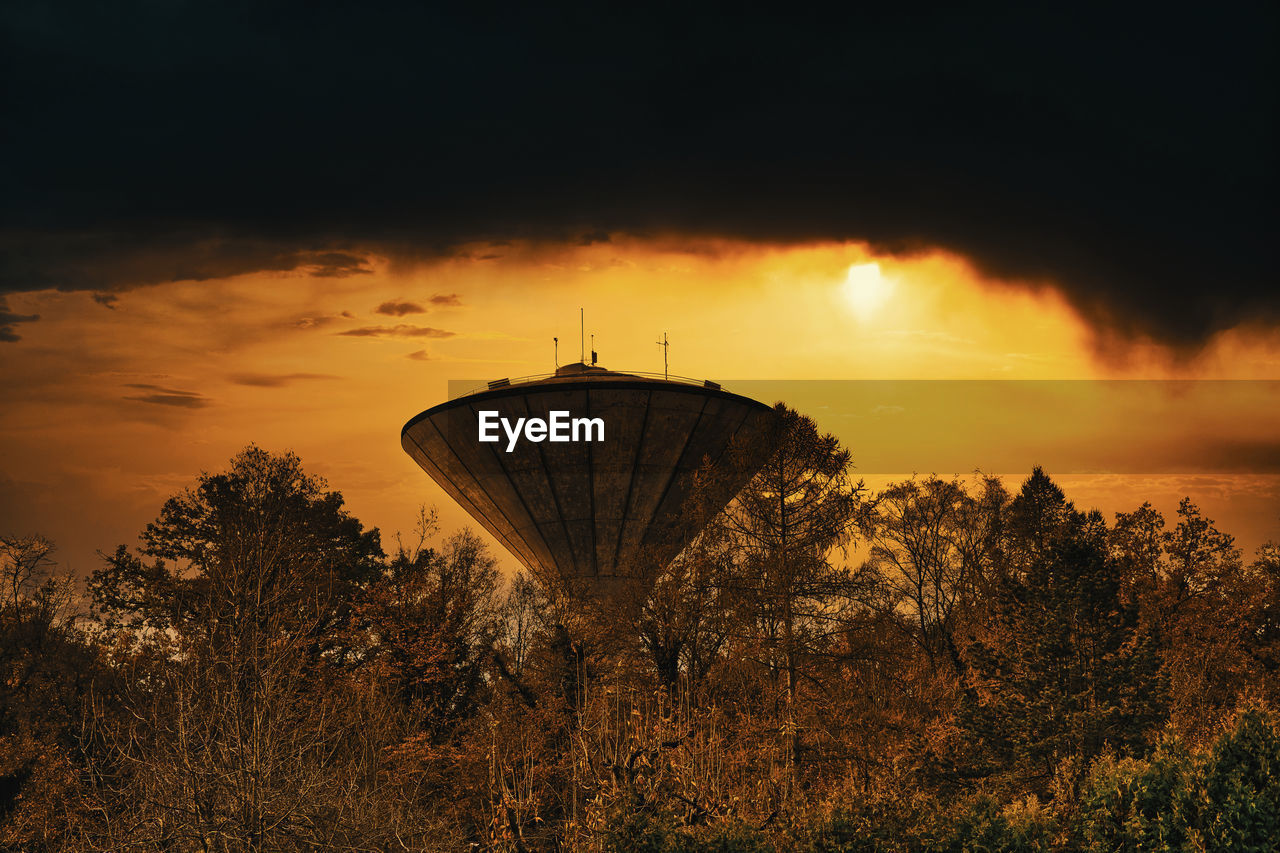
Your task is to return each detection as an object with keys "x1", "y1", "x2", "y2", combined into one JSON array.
[{"x1": 1, "y1": 237, "x2": 1277, "y2": 577}]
